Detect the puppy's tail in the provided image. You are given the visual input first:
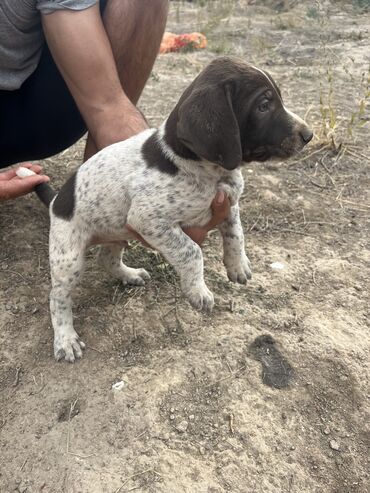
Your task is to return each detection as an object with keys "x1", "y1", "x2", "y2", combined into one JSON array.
[
  {"x1": 16, "y1": 167, "x2": 57, "y2": 208},
  {"x1": 34, "y1": 182, "x2": 57, "y2": 207}
]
